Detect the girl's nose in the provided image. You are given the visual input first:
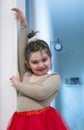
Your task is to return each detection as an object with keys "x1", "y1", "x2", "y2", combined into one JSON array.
[{"x1": 38, "y1": 62, "x2": 44, "y2": 67}]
